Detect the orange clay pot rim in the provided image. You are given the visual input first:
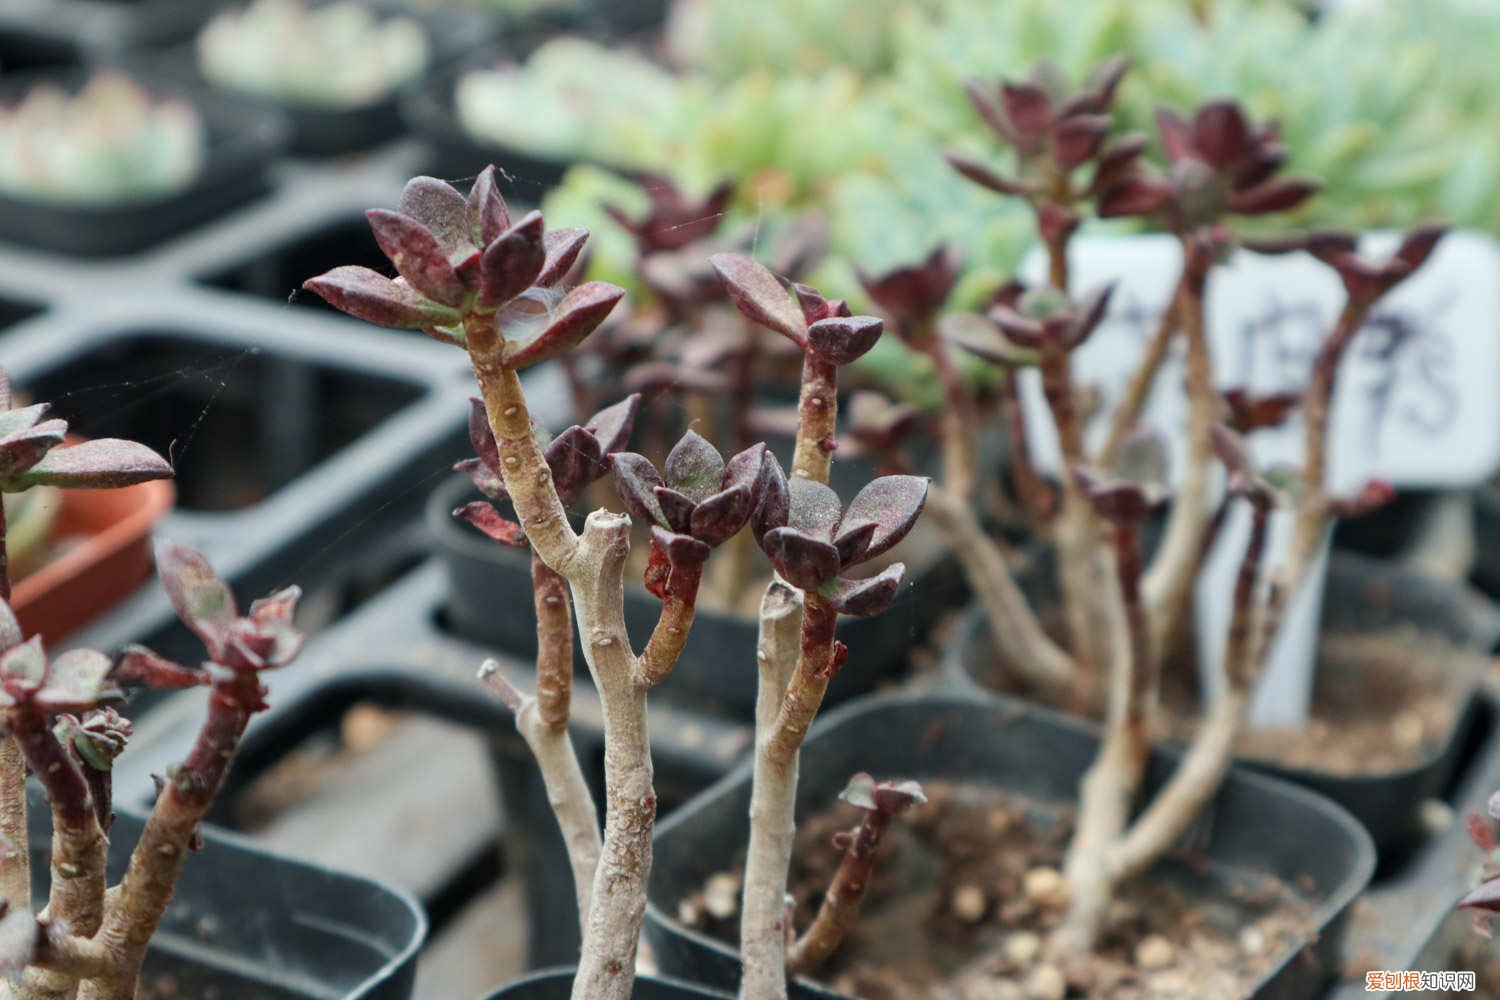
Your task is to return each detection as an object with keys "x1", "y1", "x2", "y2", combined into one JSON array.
[{"x1": 10, "y1": 477, "x2": 176, "y2": 610}]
